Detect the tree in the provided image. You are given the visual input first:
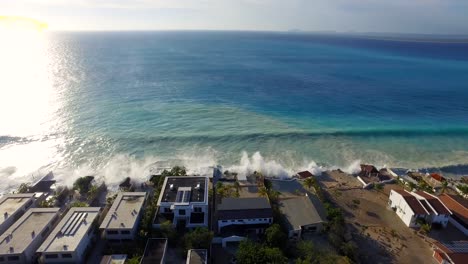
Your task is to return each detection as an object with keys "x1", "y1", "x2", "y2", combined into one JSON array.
[
  {"x1": 17, "y1": 183, "x2": 30, "y2": 193},
  {"x1": 184, "y1": 227, "x2": 213, "y2": 250},
  {"x1": 303, "y1": 177, "x2": 315, "y2": 190},
  {"x1": 265, "y1": 224, "x2": 287, "y2": 248},
  {"x1": 73, "y1": 176, "x2": 94, "y2": 194},
  {"x1": 126, "y1": 256, "x2": 141, "y2": 264},
  {"x1": 236, "y1": 240, "x2": 287, "y2": 264},
  {"x1": 441, "y1": 181, "x2": 448, "y2": 194},
  {"x1": 160, "y1": 220, "x2": 177, "y2": 243},
  {"x1": 420, "y1": 223, "x2": 431, "y2": 235},
  {"x1": 258, "y1": 187, "x2": 268, "y2": 197},
  {"x1": 70, "y1": 201, "x2": 88, "y2": 207},
  {"x1": 457, "y1": 185, "x2": 468, "y2": 196}
]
